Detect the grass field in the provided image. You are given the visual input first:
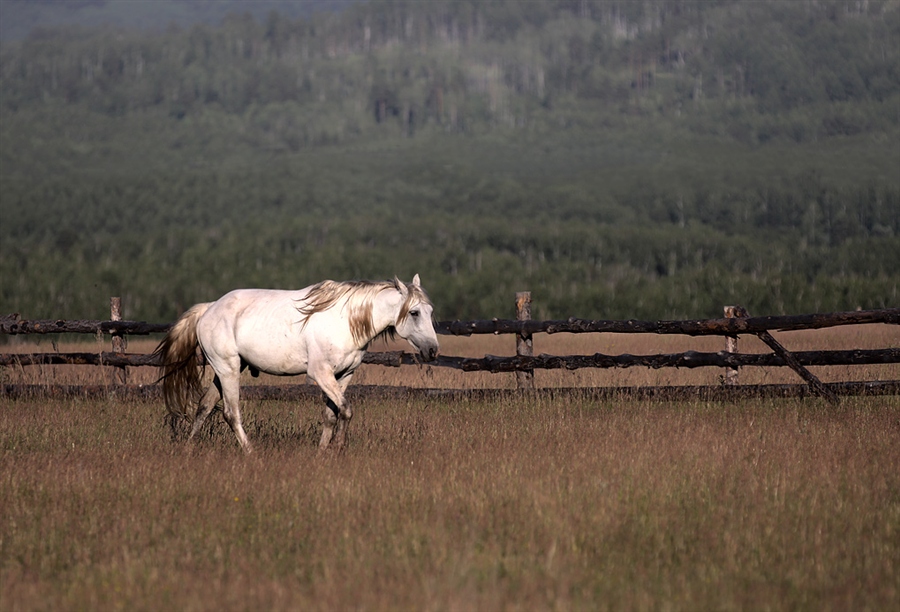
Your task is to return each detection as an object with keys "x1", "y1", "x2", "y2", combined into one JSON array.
[{"x1": 1, "y1": 326, "x2": 899, "y2": 610}]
